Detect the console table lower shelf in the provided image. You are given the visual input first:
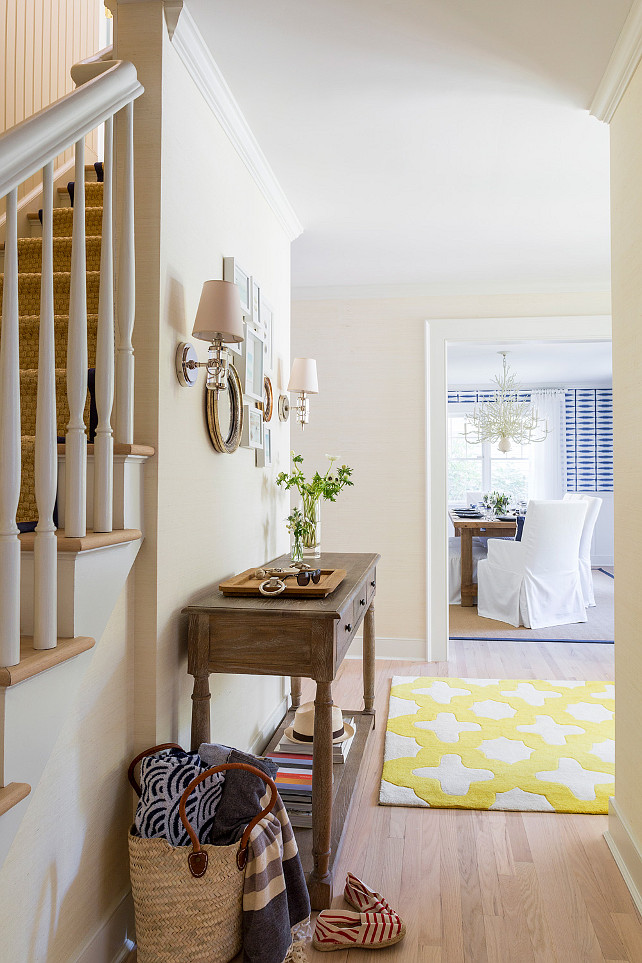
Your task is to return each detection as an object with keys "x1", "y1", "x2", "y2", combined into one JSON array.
[{"x1": 263, "y1": 708, "x2": 375, "y2": 897}]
